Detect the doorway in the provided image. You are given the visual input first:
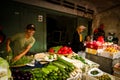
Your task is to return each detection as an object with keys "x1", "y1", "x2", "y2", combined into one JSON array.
[{"x1": 46, "y1": 14, "x2": 77, "y2": 50}]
